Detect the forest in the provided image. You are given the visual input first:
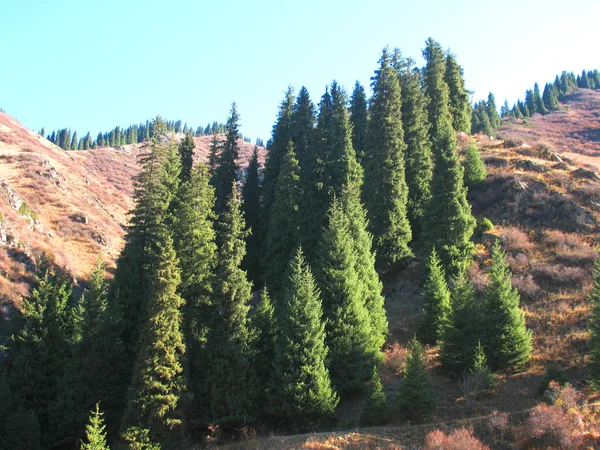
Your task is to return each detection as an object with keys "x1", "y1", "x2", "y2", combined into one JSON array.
[{"x1": 1, "y1": 37, "x2": 600, "y2": 449}]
